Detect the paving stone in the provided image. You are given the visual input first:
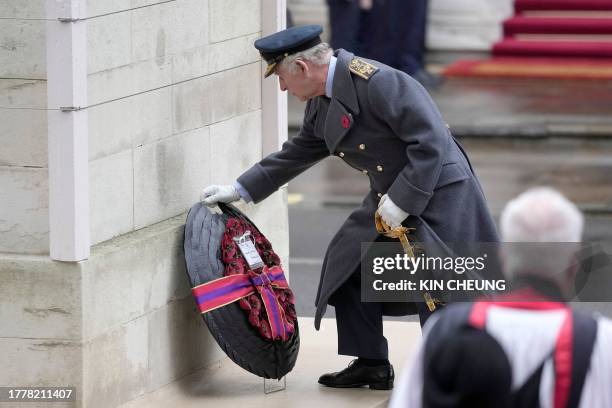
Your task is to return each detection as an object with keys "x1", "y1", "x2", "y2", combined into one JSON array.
[
  {"x1": 88, "y1": 97, "x2": 132, "y2": 161},
  {"x1": 0, "y1": 257, "x2": 82, "y2": 339},
  {"x1": 0, "y1": 167, "x2": 49, "y2": 254},
  {"x1": 209, "y1": 0, "x2": 260, "y2": 43},
  {"x1": 133, "y1": 127, "x2": 210, "y2": 229},
  {"x1": 208, "y1": 62, "x2": 261, "y2": 123},
  {"x1": 82, "y1": 317, "x2": 149, "y2": 408},
  {"x1": 90, "y1": 150, "x2": 134, "y2": 244},
  {"x1": 0, "y1": 20, "x2": 45, "y2": 78},
  {"x1": 88, "y1": 57, "x2": 172, "y2": 106},
  {"x1": 0, "y1": 108, "x2": 47, "y2": 167},
  {"x1": 87, "y1": 12, "x2": 132, "y2": 74},
  {"x1": 171, "y1": 75, "x2": 212, "y2": 134},
  {"x1": 209, "y1": 110, "x2": 262, "y2": 184},
  {"x1": 0, "y1": 0, "x2": 46, "y2": 19},
  {"x1": 147, "y1": 297, "x2": 223, "y2": 391},
  {"x1": 87, "y1": 0, "x2": 130, "y2": 18}
]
